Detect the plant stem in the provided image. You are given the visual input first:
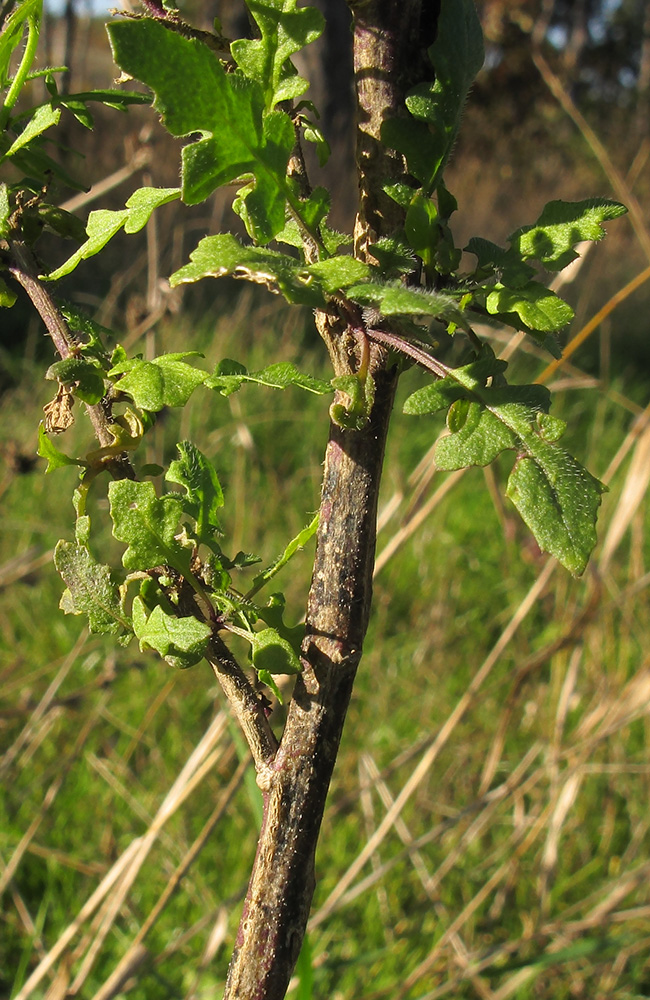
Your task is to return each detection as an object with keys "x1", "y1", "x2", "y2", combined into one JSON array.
[
  {"x1": 0, "y1": 6, "x2": 40, "y2": 131},
  {"x1": 222, "y1": 2, "x2": 429, "y2": 996}
]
